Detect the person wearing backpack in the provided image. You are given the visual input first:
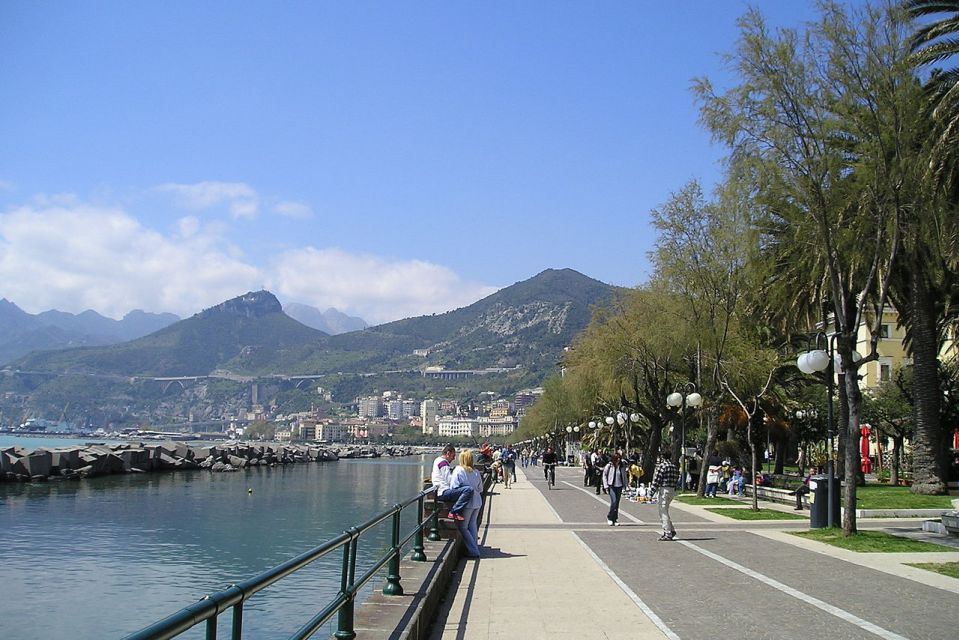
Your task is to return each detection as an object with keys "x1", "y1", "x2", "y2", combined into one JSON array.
[{"x1": 602, "y1": 453, "x2": 628, "y2": 525}]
